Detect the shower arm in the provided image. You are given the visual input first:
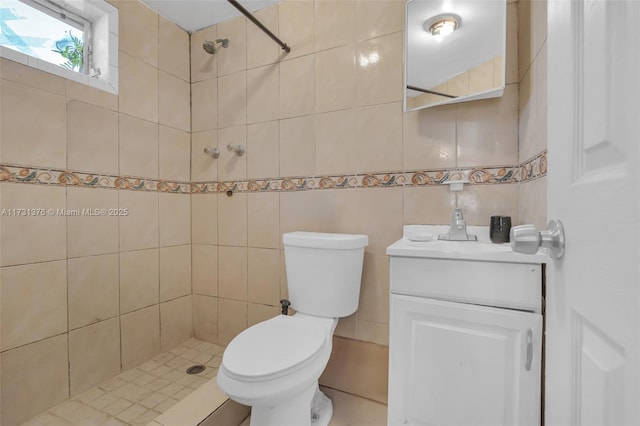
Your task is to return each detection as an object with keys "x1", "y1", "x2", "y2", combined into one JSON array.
[{"x1": 227, "y1": 0, "x2": 291, "y2": 53}]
